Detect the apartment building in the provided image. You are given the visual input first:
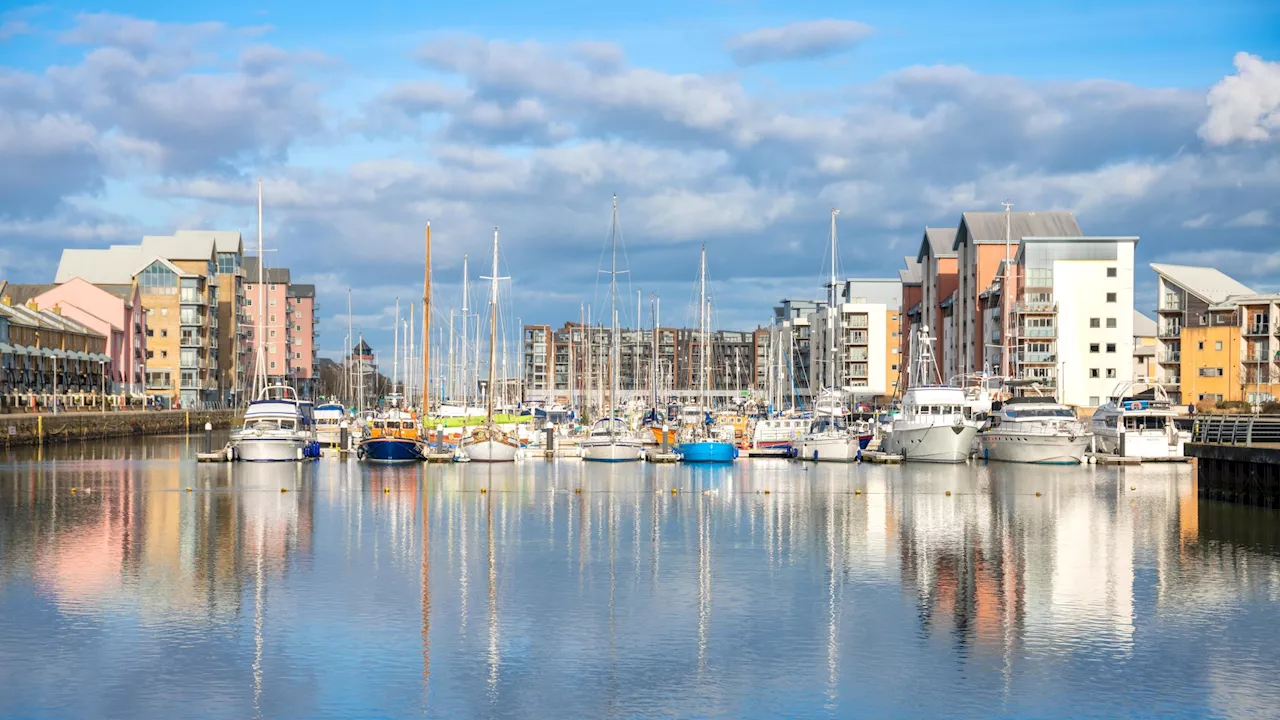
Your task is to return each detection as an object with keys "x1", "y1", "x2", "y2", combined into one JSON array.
[
  {"x1": 1235, "y1": 294, "x2": 1280, "y2": 404},
  {"x1": 0, "y1": 296, "x2": 110, "y2": 409},
  {"x1": 1133, "y1": 311, "x2": 1157, "y2": 383},
  {"x1": 3, "y1": 278, "x2": 147, "y2": 395},
  {"x1": 807, "y1": 279, "x2": 902, "y2": 401},
  {"x1": 1150, "y1": 264, "x2": 1256, "y2": 405},
  {"x1": 899, "y1": 257, "x2": 922, "y2": 362},
  {"x1": 902, "y1": 209, "x2": 1139, "y2": 409}
]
